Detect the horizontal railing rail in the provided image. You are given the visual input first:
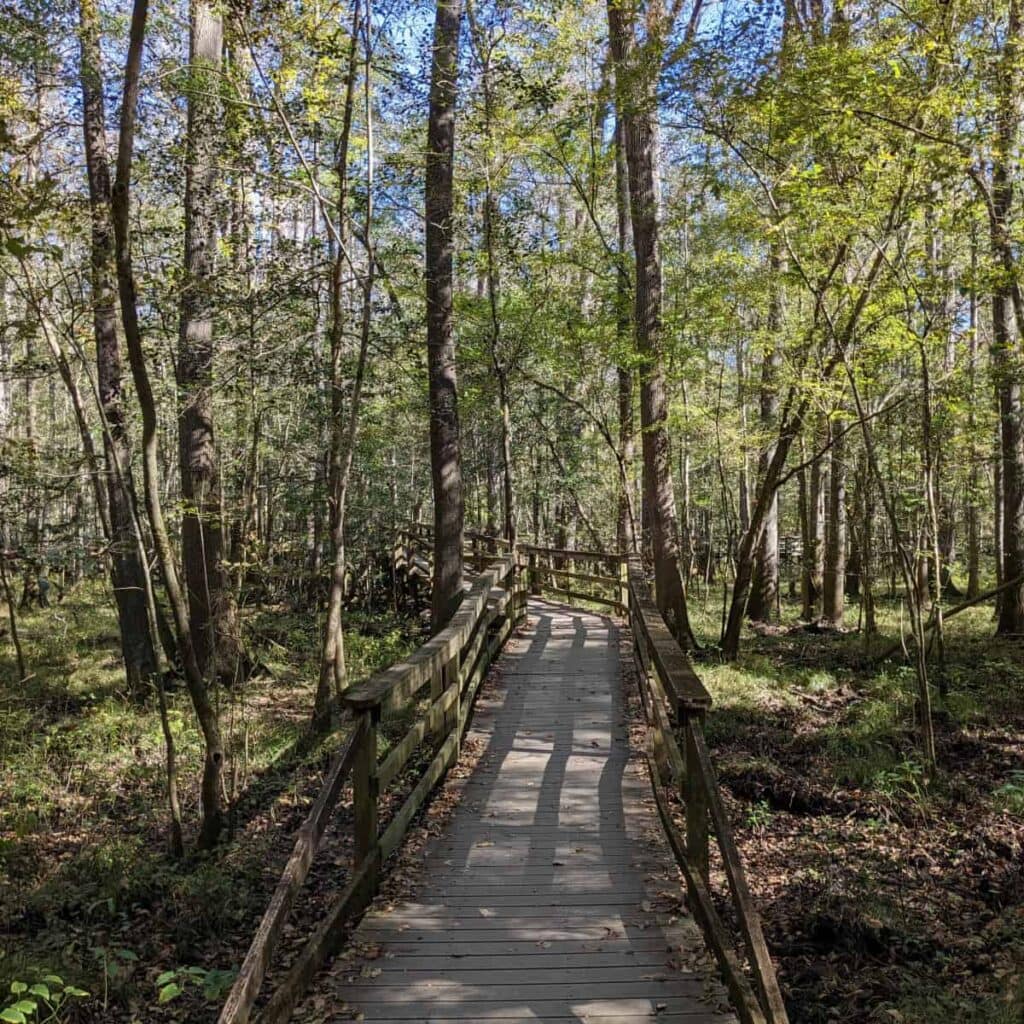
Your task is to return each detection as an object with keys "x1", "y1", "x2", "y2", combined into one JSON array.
[
  {"x1": 627, "y1": 556, "x2": 788, "y2": 1024},
  {"x1": 219, "y1": 553, "x2": 527, "y2": 1024},
  {"x1": 519, "y1": 543, "x2": 627, "y2": 613}
]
